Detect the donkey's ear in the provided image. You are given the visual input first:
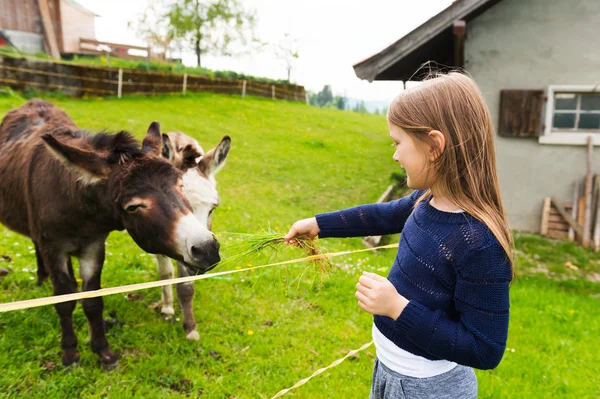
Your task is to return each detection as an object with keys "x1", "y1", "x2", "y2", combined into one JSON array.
[
  {"x1": 161, "y1": 133, "x2": 174, "y2": 161},
  {"x1": 198, "y1": 136, "x2": 231, "y2": 177},
  {"x1": 42, "y1": 134, "x2": 109, "y2": 184},
  {"x1": 142, "y1": 122, "x2": 162, "y2": 156}
]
